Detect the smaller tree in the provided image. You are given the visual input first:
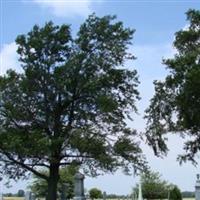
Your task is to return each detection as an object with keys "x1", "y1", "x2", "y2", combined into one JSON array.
[
  {"x1": 133, "y1": 171, "x2": 169, "y2": 200},
  {"x1": 89, "y1": 188, "x2": 103, "y2": 199},
  {"x1": 169, "y1": 185, "x2": 182, "y2": 200},
  {"x1": 17, "y1": 190, "x2": 25, "y2": 197}
]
